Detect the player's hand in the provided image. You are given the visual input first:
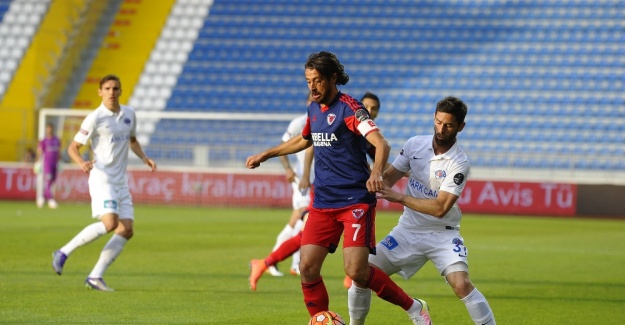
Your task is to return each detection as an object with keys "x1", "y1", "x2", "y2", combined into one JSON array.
[
  {"x1": 298, "y1": 176, "x2": 311, "y2": 194},
  {"x1": 376, "y1": 183, "x2": 403, "y2": 203},
  {"x1": 246, "y1": 153, "x2": 266, "y2": 169},
  {"x1": 366, "y1": 171, "x2": 384, "y2": 193},
  {"x1": 79, "y1": 160, "x2": 96, "y2": 174},
  {"x1": 32, "y1": 161, "x2": 41, "y2": 174},
  {"x1": 144, "y1": 157, "x2": 157, "y2": 172}
]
